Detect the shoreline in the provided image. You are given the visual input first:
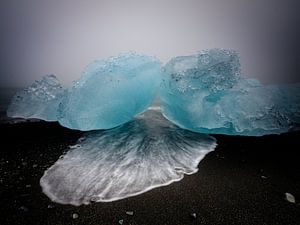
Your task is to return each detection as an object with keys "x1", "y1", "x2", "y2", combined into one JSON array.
[{"x1": 1, "y1": 121, "x2": 299, "y2": 225}]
